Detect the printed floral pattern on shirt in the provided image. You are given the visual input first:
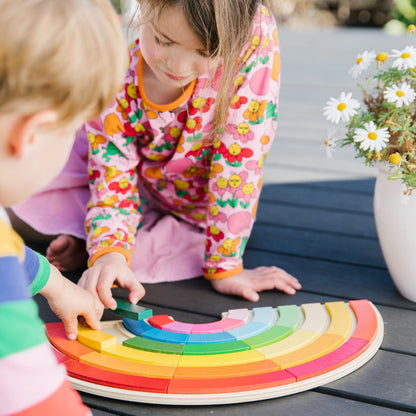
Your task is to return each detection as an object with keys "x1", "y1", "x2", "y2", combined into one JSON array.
[{"x1": 85, "y1": 4, "x2": 281, "y2": 278}]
